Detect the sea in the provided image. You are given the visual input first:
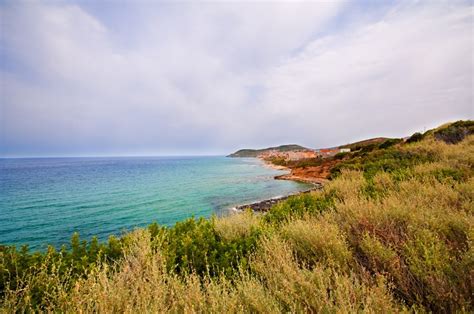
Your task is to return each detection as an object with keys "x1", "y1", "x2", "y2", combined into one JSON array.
[{"x1": 0, "y1": 156, "x2": 310, "y2": 250}]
